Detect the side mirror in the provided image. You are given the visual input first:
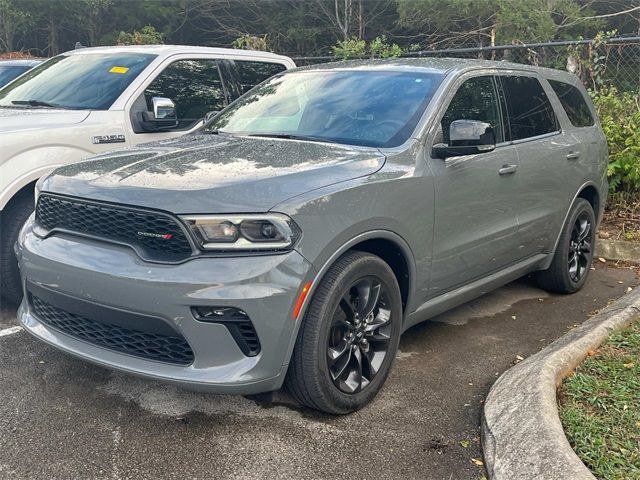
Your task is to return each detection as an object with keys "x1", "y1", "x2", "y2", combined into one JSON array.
[
  {"x1": 140, "y1": 97, "x2": 179, "y2": 132},
  {"x1": 432, "y1": 120, "x2": 496, "y2": 159},
  {"x1": 204, "y1": 110, "x2": 219, "y2": 123},
  {"x1": 152, "y1": 97, "x2": 177, "y2": 121}
]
